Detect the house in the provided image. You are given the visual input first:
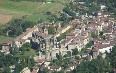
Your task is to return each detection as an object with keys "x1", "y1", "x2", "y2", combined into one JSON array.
[
  {"x1": 100, "y1": 5, "x2": 106, "y2": 11},
  {"x1": 104, "y1": 34, "x2": 113, "y2": 40},
  {"x1": 31, "y1": 69, "x2": 38, "y2": 73},
  {"x1": 38, "y1": 25, "x2": 48, "y2": 34},
  {"x1": 73, "y1": 35, "x2": 85, "y2": 50},
  {"x1": 50, "y1": 49, "x2": 60, "y2": 59},
  {"x1": 81, "y1": 53, "x2": 89, "y2": 58},
  {"x1": 93, "y1": 38, "x2": 111, "y2": 45},
  {"x1": 54, "y1": 25, "x2": 73, "y2": 38},
  {"x1": 94, "y1": 44, "x2": 113, "y2": 53},
  {"x1": 13, "y1": 24, "x2": 49, "y2": 48},
  {"x1": 111, "y1": 39, "x2": 116, "y2": 45},
  {"x1": 14, "y1": 25, "x2": 39, "y2": 48},
  {"x1": 39, "y1": 65, "x2": 46, "y2": 71},
  {"x1": 48, "y1": 66, "x2": 61, "y2": 71},
  {"x1": 86, "y1": 55, "x2": 92, "y2": 61},
  {"x1": 93, "y1": 38, "x2": 103, "y2": 44},
  {"x1": 9, "y1": 65, "x2": 15, "y2": 73},
  {"x1": 69, "y1": 32, "x2": 91, "y2": 51},
  {"x1": 31, "y1": 31, "x2": 49, "y2": 51},
  {"x1": 97, "y1": 12, "x2": 102, "y2": 17},
  {"x1": 1, "y1": 41, "x2": 12, "y2": 54},
  {"x1": 65, "y1": 64, "x2": 76, "y2": 72},
  {"x1": 90, "y1": 47, "x2": 99, "y2": 58},
  {"x1": 44, "y1": 61, "x2": 50, "y2": 67},
  {"x1": 20, "y1": 67, "x2": 31, "y2": 73},
  {"x1": 35, "y1": 58, "x2": 48, "y2": 65},
  {"x1": 33, "y1": 54, "x2": 49, "y2": 65},
  {"x1": 113, "y1": 68, "x2": 116, "y2": 73},
  {"x1": 66, "y1": 30, "x2": 76, "y2": 39},
  {"x1": 67, "y1": 43, "x2": 76, "y2": 51},
  {"x1": 103, "y1": 12, "x2": 110, "y2": 17}
]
